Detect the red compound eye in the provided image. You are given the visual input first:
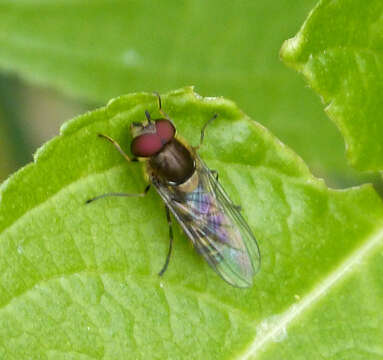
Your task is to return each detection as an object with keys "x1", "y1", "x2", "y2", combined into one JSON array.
[
  {"x1": 131, "y1": 119, "x2": 175, "y2": 157},
  {"x1": 131, "y1": 133, "x2": 162, "y2": 157},
  {"x1": 156, "y1": 119, "x2": 175, "y2": 143}
]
